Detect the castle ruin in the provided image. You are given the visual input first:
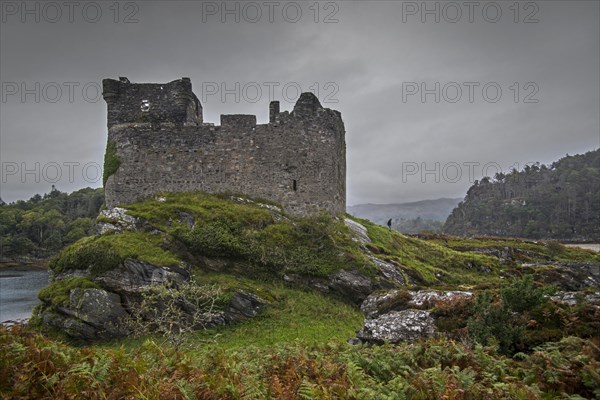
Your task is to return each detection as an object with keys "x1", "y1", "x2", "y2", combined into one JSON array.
[{"x1": 102, "y1": 77, "x2": 346, "y2": 216}]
